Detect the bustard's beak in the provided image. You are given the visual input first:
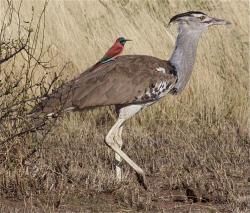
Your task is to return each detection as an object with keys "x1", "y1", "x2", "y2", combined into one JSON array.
[{"x1": 209, "y1": 17, "x2": 231, "y2": 25}]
